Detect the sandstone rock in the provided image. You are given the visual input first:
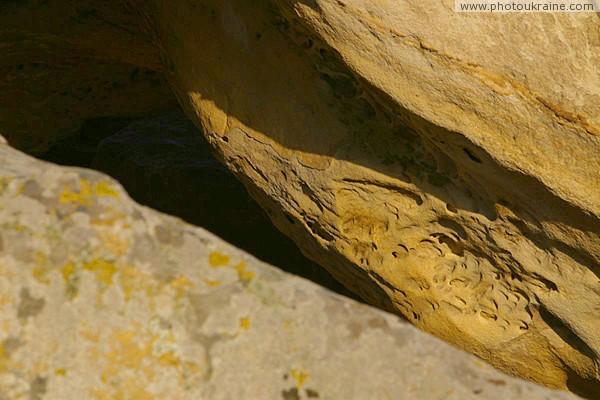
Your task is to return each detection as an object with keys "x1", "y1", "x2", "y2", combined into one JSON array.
[
  {"x1": 135, "y1": 0, "x2": 600, "y2": 395},
  {"x1": 86, "y1": 109, "x2": 356, "y2": 299},
  {"x1": 0, "y1": 137, "x2": 579, "y2": 399},
  {"x1": 89, "y1": 110, "x2": 277, "y2": 237},
  {"x1": 0, "y1": 0, "x2": 177, "y2": 154},
  {"x1": 1, "y1": 0, "x2": 598, "y2": 395}
]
